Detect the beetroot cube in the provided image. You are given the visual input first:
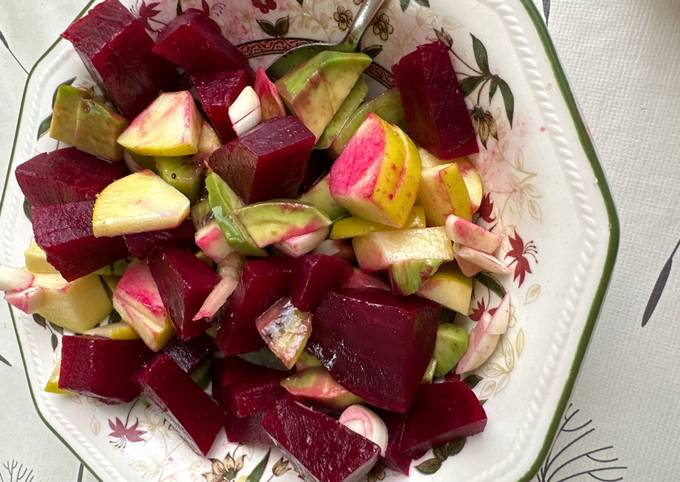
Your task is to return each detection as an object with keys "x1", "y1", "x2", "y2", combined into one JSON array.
[
  {"x1": 383, "y1": 413, "x2": 412, "y2": 475},
  {"x1": 33, "y1": 200, "x2": 129, "y2": 281},
  {"x1": 310, "y1": 289, "x2": 441, "y2": 413},
  {"x1": 192, "y1": 70, "x2": 249, "y2": 142},
  {"x1": 136, "y1": 354, "x2": 223, "y2": 455},
  {"x1": 123, "y1": 220, "x2": 195, "y2": 260},
  {"x1": 153, "y1": 9, "x2": 252, "y2": 77},
  {"x1": 216, "y1": 258, "x2": 293, "y2": 355},
  {"x1": 207, "y1": 117, "x2": 315, "y2": 203},
  {"x1": 212, "y1": 357, "x2": 268, "y2": 395},
  {"x1": 16, "y1": 148, "x2": 127, "y2": 208},
  {"x1": 62, "y1": 0, "x2": 177, "y2": 117},
  {"x1": 163, "y1": 334, "x2": 215, "y2": 373},
  {"x1": 59, "y1": 336, "x2": 152, "y2": 403},
  {"x1": 224, "y1": 413, "x2": 270, "y2": 445},
  {"x1": 393, "y1": 42, "x2": 478, "y2": 159},
  {"x1": 222, "y1": 371, "x2": 287, "y2": 417},
  {"x1": 399, "y1": 381, "x2": 487, "y2": 458},
  {"x1": 291, "y1": 254, "x2": 353, "y2": 312},
  {"x1": 148, "y1": 248, "x2": 220, "y2": 340},
  {"x1": 262, "y1": 398, "x2": 380, "y2": 482}
]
